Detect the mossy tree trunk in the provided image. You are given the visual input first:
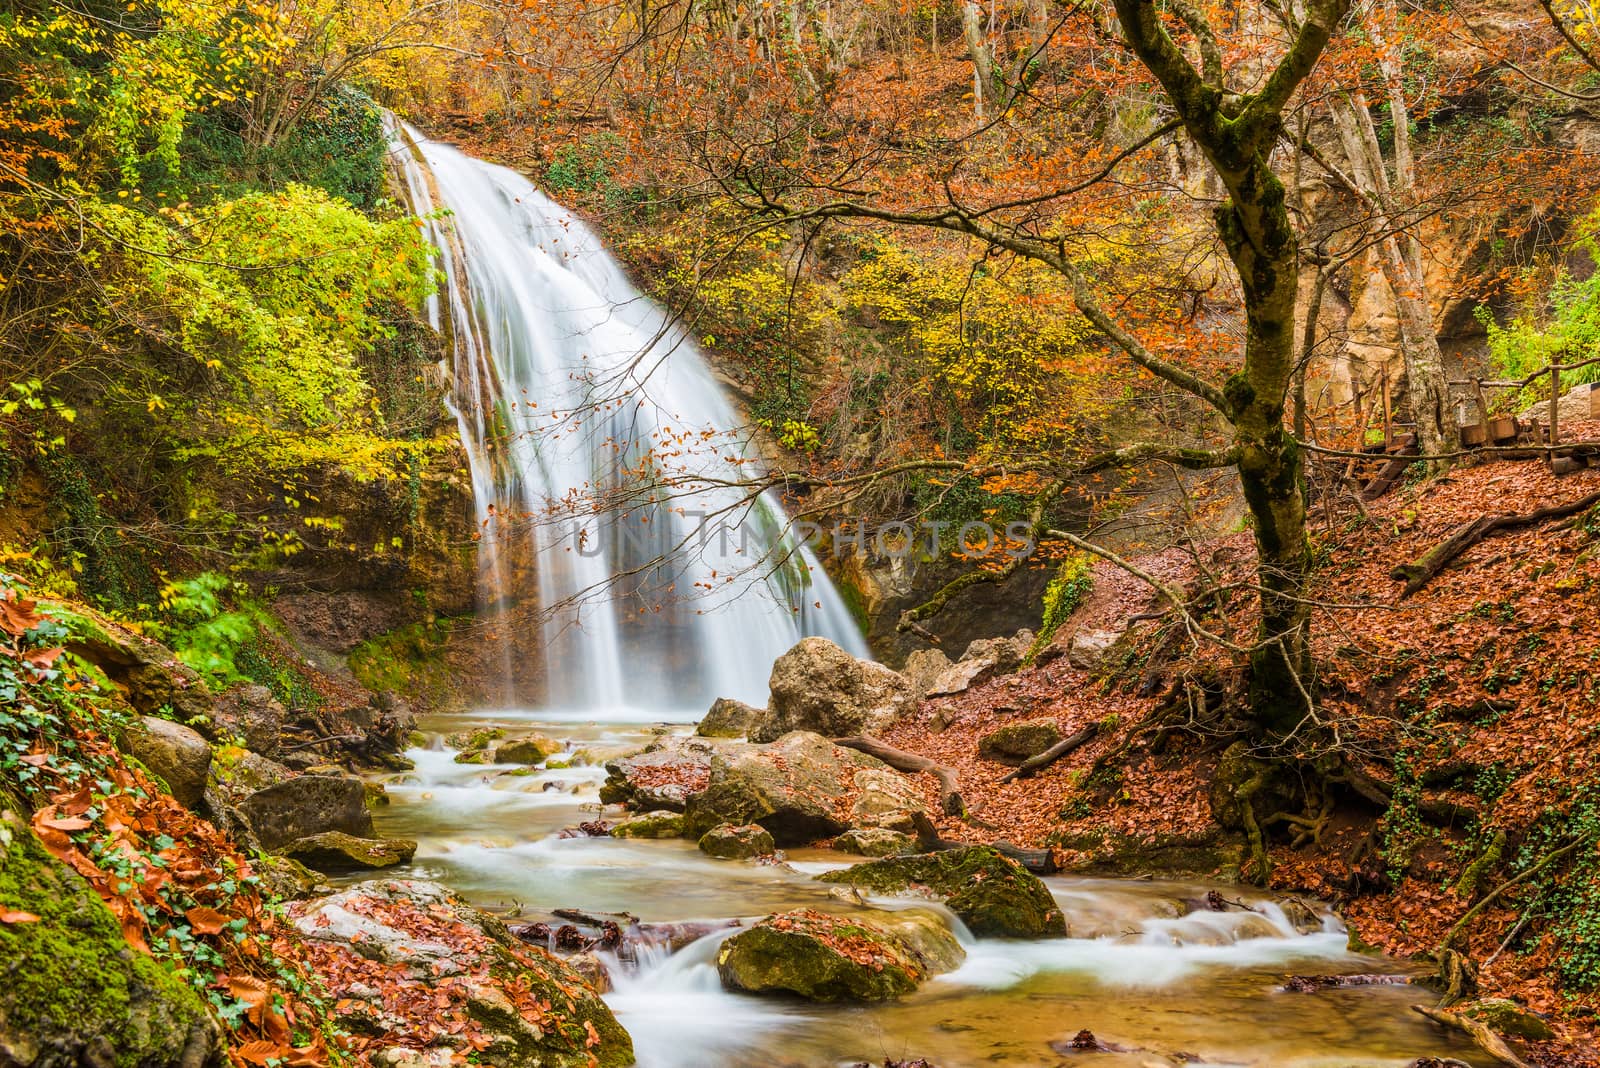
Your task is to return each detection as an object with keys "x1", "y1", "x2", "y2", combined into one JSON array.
[{"x1": 1112, "y1": 0, "x2": 1348, "y2": 737}]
